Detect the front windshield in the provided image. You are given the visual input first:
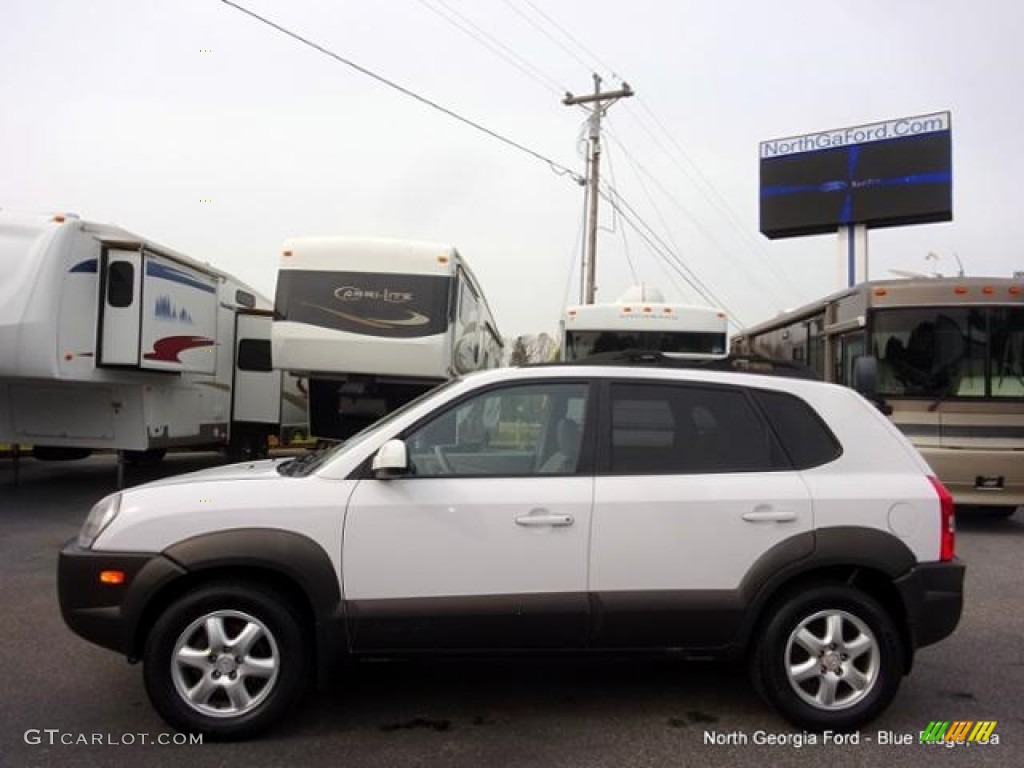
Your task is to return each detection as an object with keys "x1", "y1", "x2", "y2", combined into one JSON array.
[
  {"x1": 279, "y1": 378, "x2": 462, "y2": 476},
  {"x1": 872, "y1": 307, "x2": 1024, "y2": 399}
]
